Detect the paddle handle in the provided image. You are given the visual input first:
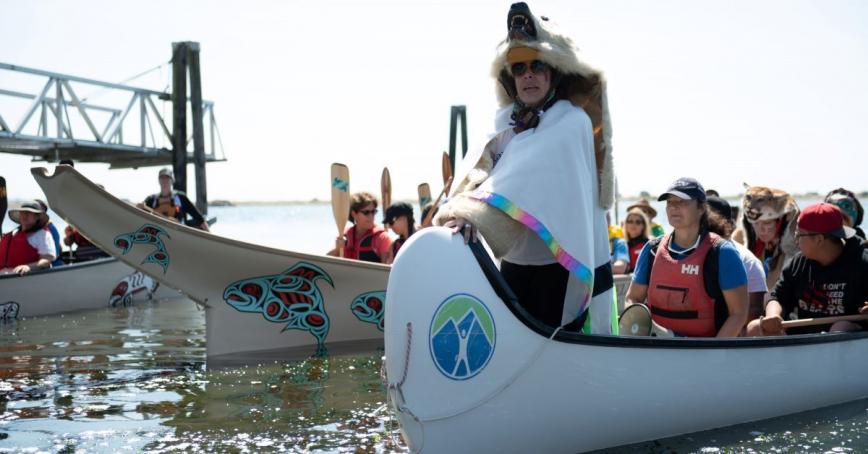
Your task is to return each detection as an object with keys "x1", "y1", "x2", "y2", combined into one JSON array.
[
  {"x1": 422, "y1": 177, "x2": 453, "y2": 227},
  {"x1": 781, "y1": 313, "x2": 868, "y2": 329}
]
